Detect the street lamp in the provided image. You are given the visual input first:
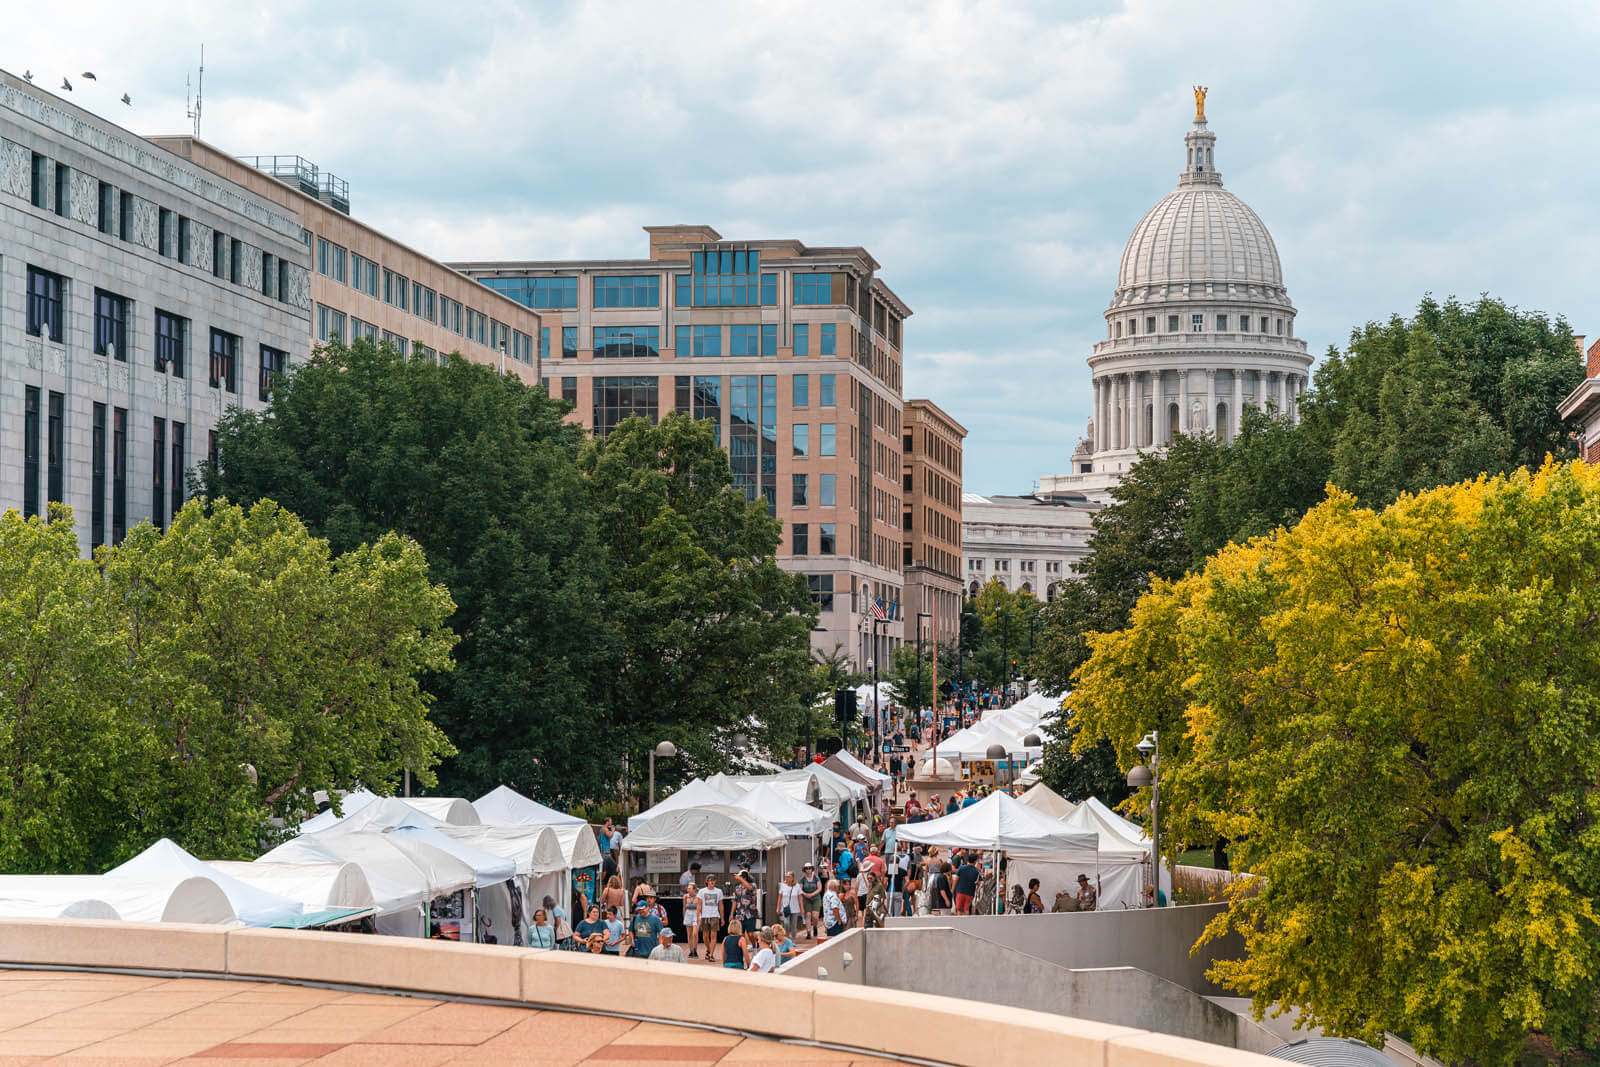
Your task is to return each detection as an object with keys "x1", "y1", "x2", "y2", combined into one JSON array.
[
  {"x1": 914, "y1": 612, "x2": 932, "y2": 733},
  {"x1": 1126, "y1": 732, "x2": 1161, "y2": 907},
  {"x1": 648, "y1": 740, "x2": 677, "y2": 809},
  {"x1": 1022, "y1": 733, "x2": 1042, "y2": 794}
]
